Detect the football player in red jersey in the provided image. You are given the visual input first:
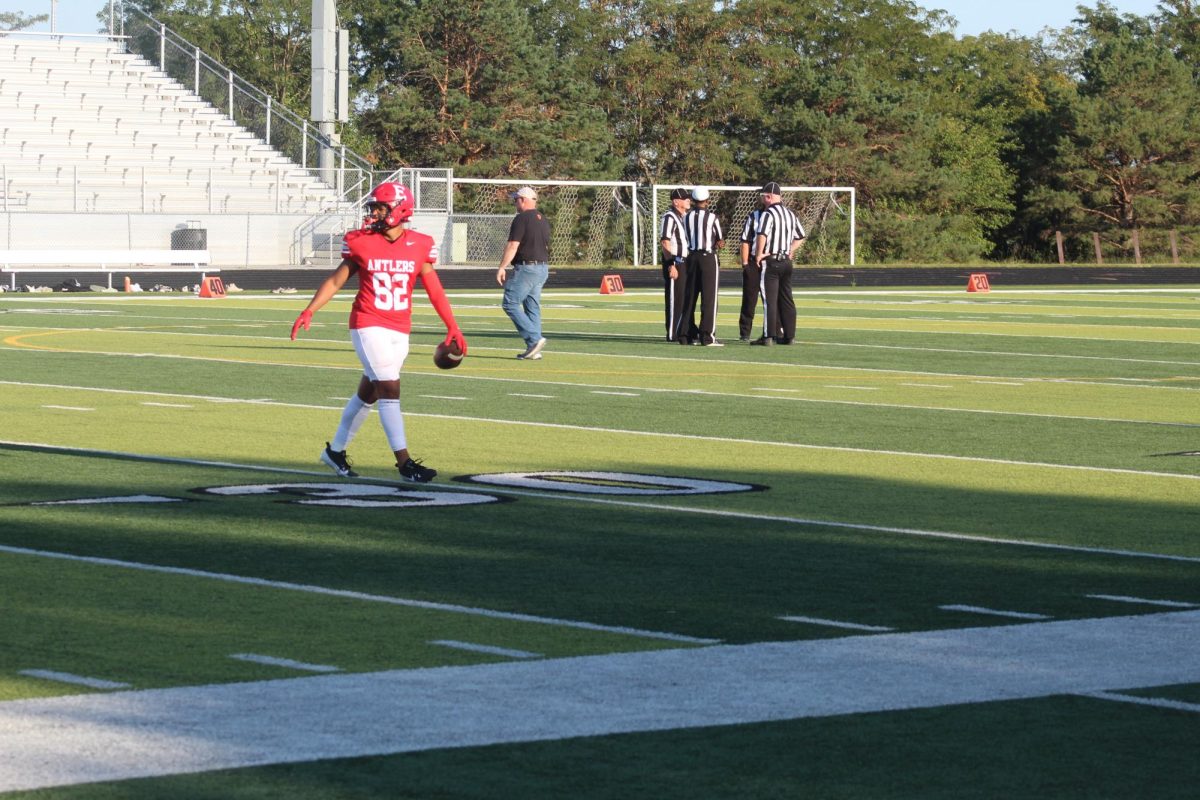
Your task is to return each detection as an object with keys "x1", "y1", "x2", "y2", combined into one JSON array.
[{"x1": 290, "y1": 182, "x2": 467, "y2": 482}]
